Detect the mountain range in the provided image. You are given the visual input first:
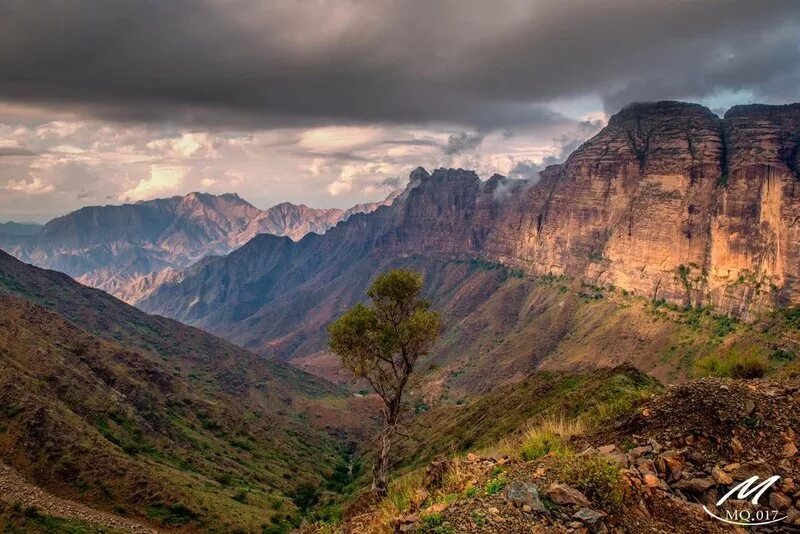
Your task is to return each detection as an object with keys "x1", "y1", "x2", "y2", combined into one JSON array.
[
  {"x1": 135, "y1": 102, "x2": 800, "y2": 382},
  {"x1": 0, "y1": 192, "x2": 396, "y2": 304}
]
